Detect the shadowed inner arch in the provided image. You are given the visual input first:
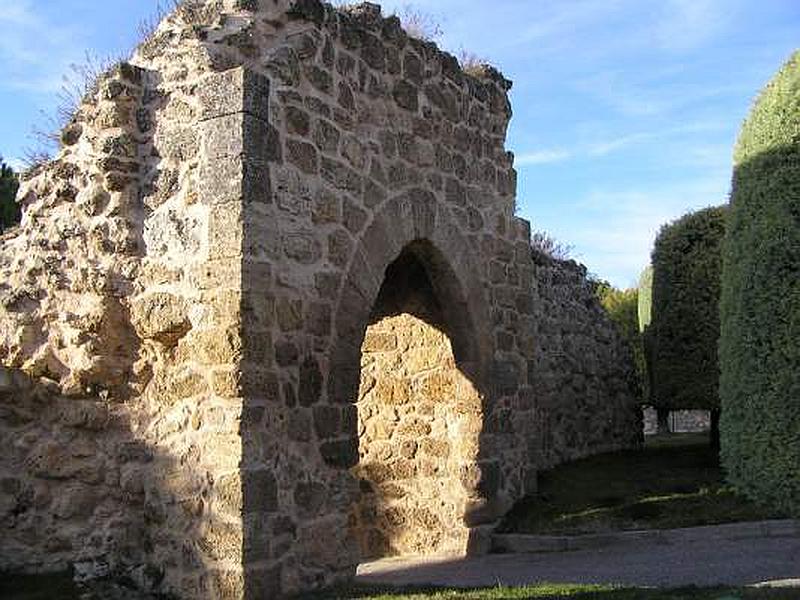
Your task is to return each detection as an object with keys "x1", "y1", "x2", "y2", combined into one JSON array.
[{"x1": 351, "y1": 240, "x2": 483, "y2": 559}]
